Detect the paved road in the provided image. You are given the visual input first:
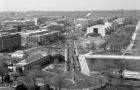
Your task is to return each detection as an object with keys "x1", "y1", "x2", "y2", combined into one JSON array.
[
  {"x1": 74, "y1": 41, "x2": 90, "y2": 75},
  {"x1": 133, "y1": 21, "x2": 140, "y2": 50},
  {"x1": 128, "y1": 21, "x2": 140, "y2": 50},
  {"x1": 66, "y1": 39, "x2": 85, "y2": 72},
  {"x1": 64, "y1": 44, "x2": 68, "y2": 62},
  {"x1": 78, "y1": 55, "x2": 90, "y2": 76},
  {"x1": 67, "y1": 40, "x2": 76, "y2": 71}
]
